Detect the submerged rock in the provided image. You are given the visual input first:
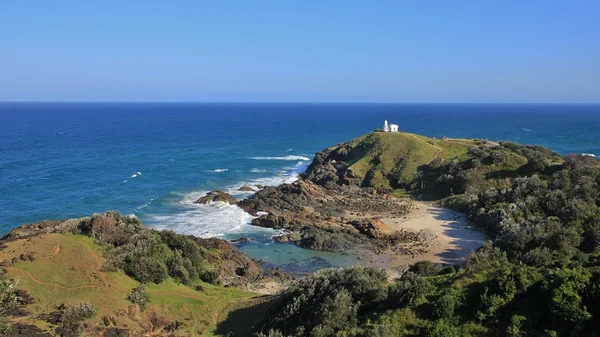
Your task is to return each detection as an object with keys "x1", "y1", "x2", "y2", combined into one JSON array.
[
  {"x1": 195, "y1": 190, "x2": 237, "y2": 204},
  {"x1": 231, "y1": 236, "x2": 253, "y2": 243}
]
